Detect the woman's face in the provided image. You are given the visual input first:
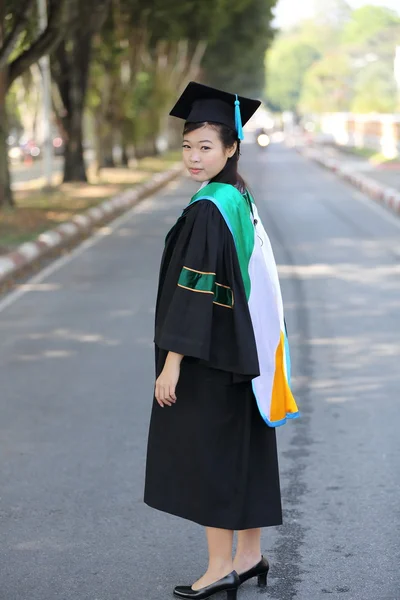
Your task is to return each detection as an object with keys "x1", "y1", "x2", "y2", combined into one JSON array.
[{"x1": 182, "y1": 124, "x2": 237, "y2": 183}]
